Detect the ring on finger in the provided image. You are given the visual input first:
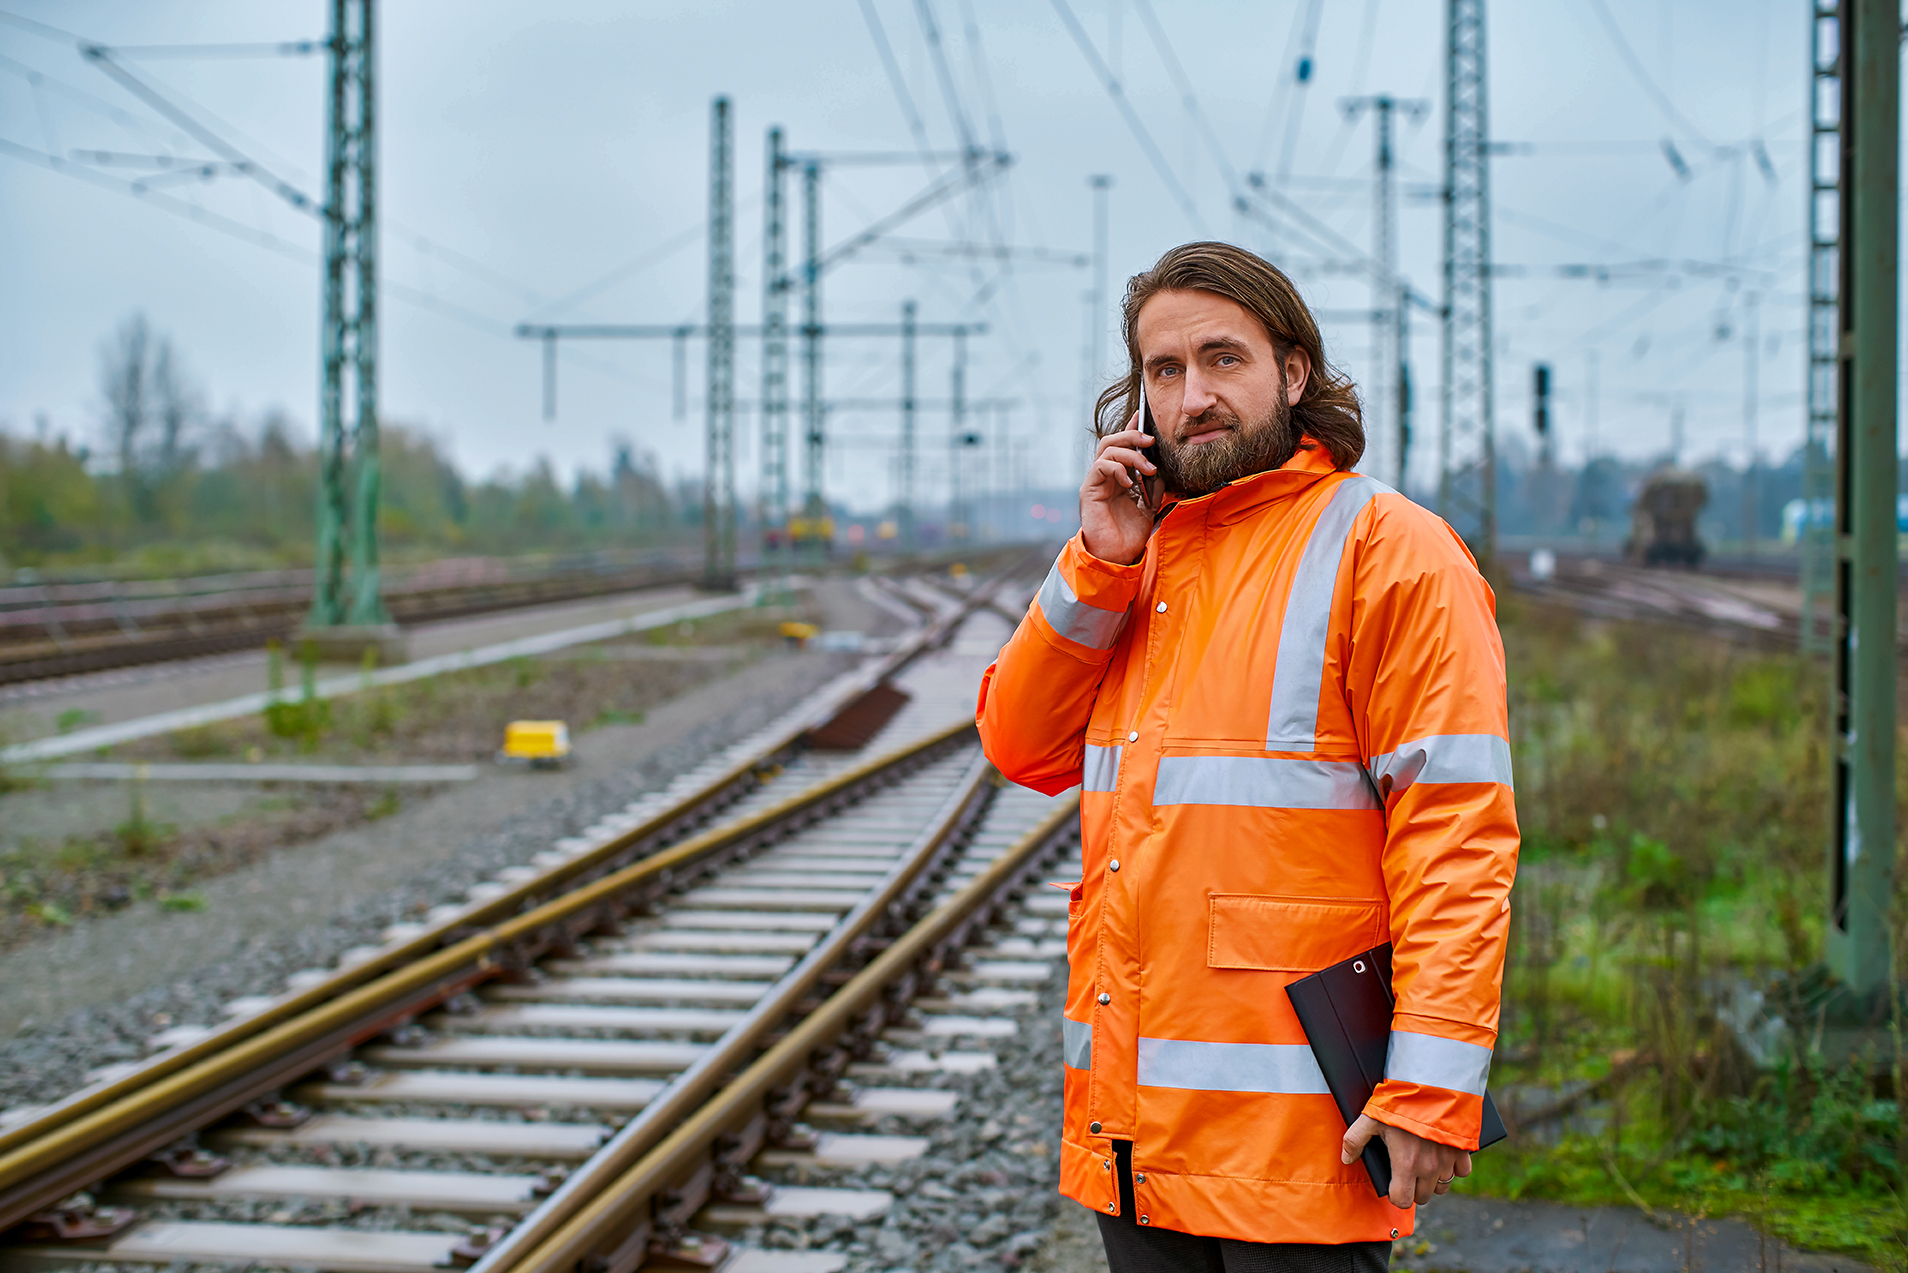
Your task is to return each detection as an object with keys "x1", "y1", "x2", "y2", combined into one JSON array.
[{"x1": 1436, "y1": 1175, "x2": 1454, "y2": 1186}]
